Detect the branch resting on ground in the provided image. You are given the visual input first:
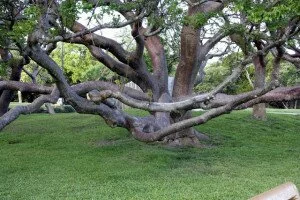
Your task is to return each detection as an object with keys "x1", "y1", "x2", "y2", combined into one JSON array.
[
  {"x1": 0, "y1": 89, "x2": 60, "y2": 131},
  {"x1": 129, "y1": 85, "x2": 275, "y2": 142}
]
